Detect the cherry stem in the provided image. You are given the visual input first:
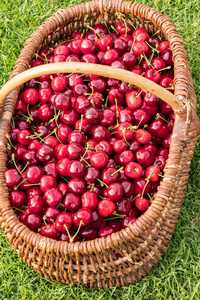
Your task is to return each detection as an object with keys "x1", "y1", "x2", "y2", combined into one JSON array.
[
  {"x1": 80, "y1": 144, "x2": 89, "y2": 162},
  {"x1": 43, "y1": 216, "x2": 50, "y2": 229},
  {"x1": 135, "y1": 115, "x2": 145, "y2": 128},
  {"x1": 111, "y1": 166, "x2": 124, "y2": 177},
  {"x1": 71, "y1": 220, "x2": 83, "y2": 242},
  {"x1": 60, "y1": 175, "x2": 69, "y2": 183},
  {"x1": 126, "y1": 19, "x2": 136, "y2": 30},
  {"x1": 54, "y1": 129, "x2": 63, "y2": 144},
  {"x1": 75, "y1": 74, "x2": 86, "y2": 79},
  {"x1": 6, "y1": 134, "x2": 16, "y2": 150},
  {"x1": 130, "y1": 36, "x2": 136, "y2": 54},
  {"x1": 87, "y1": 25, "x2": 101, "y2": 38},
  {"x1": 131, "y1": 194, "x2": 141, "y2": 202},
  {"x1": 13, "y1": 207, "x2": 24, "y2": 213},
  {"x1": 154, "y1": 66, "x2": 171, "y2": 75},
  {"x1": 142, "y1": 53, "x2": 153, "y2": 68},
  {"x1": 147, "y1": 193, "x2": 154, "y2": 203},
  {"x1": 14, "y1": 178, "x2": 27, "y2": 190},
  {"x1": 97, "y1": 179, "x2": 108, "y2": 188},
  {"x1": 35, "y1": 54, "x2": 51, "y2": 62},
  {"x1": 135, "y1": 89, "x2": 142, "y2": 99},
  {"x1": 115, "y1": 98, "x2": 119, "y2": 124},
  {"x1": 79, "y1": 115, "x2": 84, "y2": 133},
  {"x1": 21, "y1": 161, "x2": 30, "y2": 173},
  {"x1": 104, "y1": 214, "x2": 126, "y2": 221},
  {"x1": 27, "y1": 104, "x2": 33, "y2": 121},
  {"x1": 123, "y1": 128, "x2": 130, "y2": 146},
  {"x1": 145, "y1": 41, "x2": 160, "y2": 53},
  {"x1": 112, "y1": 212, "x2": 126, "y2": 218},
  {"x1": 111, "y1": 25, "x2": 118, "y2": 33},
  {"x1": 156, "y1": 113, "x2": 173, "y2": 125},
  {"x1": 138, "y1": 54, "x2": 144, "y2": 65},
  {"x1": 104, "y1": 95, "x2": 109, "y2": 108},
  {"x1": 11, "y1": 153, "x2": 22, "y2": 175}
]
